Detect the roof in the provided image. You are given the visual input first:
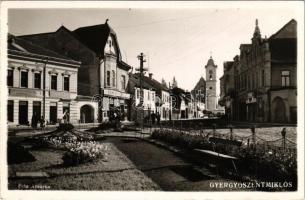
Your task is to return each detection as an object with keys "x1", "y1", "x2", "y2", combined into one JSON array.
[
  {"x1": 73, "y1": 23, "x2": 111, "y2": 58},
  {"x1": 8, "y1": 34, "x2": 80, "y2": 65},
  {"x1": 19, "y1": 22, "x2": 132, "y2": 70},
  {"x1": 132, "y1": 73, "x2": 169, "y2": 94},
  {"x1": 171, "y1": 87, "x2": 192, "y2": 108},
  {"x1": 269, "y1": 19, "x2": 297, "y2": 63},
  {"x1": 127, "y1": 73, "x2": 155, "y2": 91},
  {"x1": 205, "y1": 56, "x2": 217, "y2": 68},
  {"x1": 192, "y1": 77, "x2": 206, "y2": 92},
  {"x1": 269, "y1": 19, "x2": 297, "y2": 40},
  {"x1": 8, "y1": 34, "x2": 79, "y2": 62}
]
